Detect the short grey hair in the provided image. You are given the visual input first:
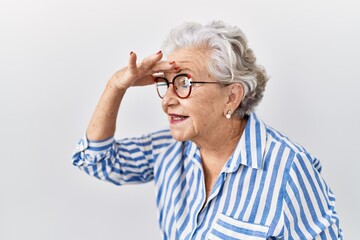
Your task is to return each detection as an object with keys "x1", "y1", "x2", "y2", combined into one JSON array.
[{"x1": 162, "y1": 20, "x2": 269, "y2": 118}]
